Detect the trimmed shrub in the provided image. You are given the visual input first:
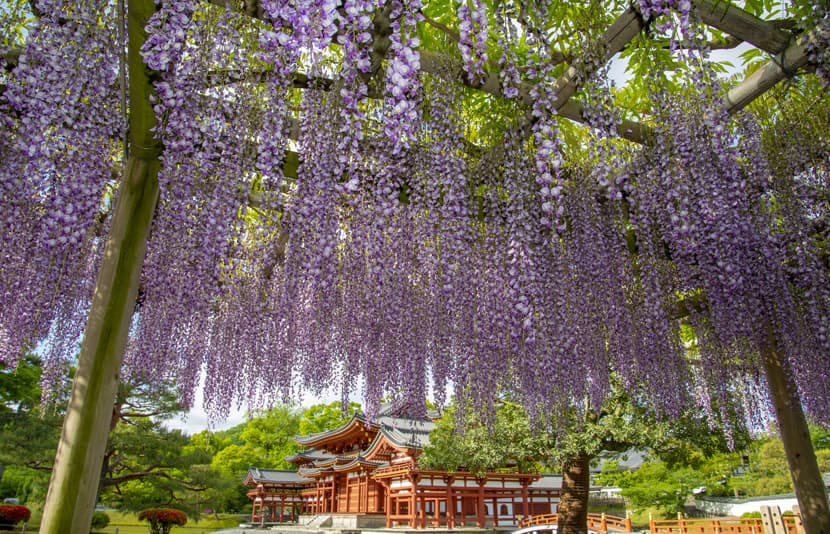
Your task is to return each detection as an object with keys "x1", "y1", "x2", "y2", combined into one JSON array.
[
  {"x1": 90, "y1": 510, "x2": 110, "y2": 530},
  {"x1": 138, "y1": 508, "x2": 188, "y2": 534},
  {"x1": 0, "y1": 505, "x2": 31, "y2": 529}
]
